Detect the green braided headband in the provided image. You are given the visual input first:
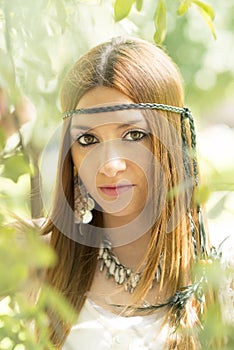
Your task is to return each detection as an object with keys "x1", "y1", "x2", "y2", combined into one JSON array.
[{"x1": 62, "y1": 102, "x2": 185, "y2": 118}]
